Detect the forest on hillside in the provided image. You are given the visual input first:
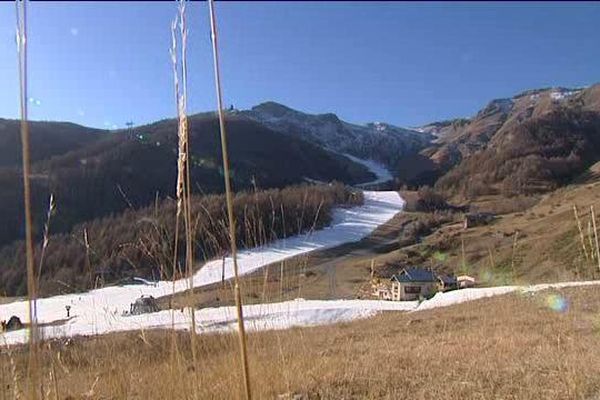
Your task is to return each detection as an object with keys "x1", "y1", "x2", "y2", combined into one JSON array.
[
  {"x1": 0, "y1": 114, "x2": 373, "y2": 253},
  {"x1": 0, "y1": 183, "x2": 362, "y2": 296},
  {"x1": 436, "y1": 109, "x2": 600, "y2": 198}
]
